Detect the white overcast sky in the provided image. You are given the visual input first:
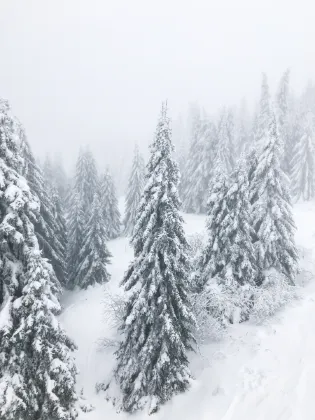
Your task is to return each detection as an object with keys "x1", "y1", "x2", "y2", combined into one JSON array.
[{"x1": 0, "y1": 0, "x2": 314, "y2": 171}]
